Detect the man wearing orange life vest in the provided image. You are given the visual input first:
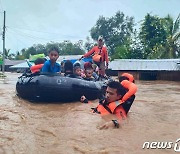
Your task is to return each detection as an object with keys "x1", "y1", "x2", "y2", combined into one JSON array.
[
  {"x1": 80, "y1": 81, "x2": 127, "y2": 129},
  {"x1": 80, "y1": 36, "x2": 109, "y2": 77}
]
